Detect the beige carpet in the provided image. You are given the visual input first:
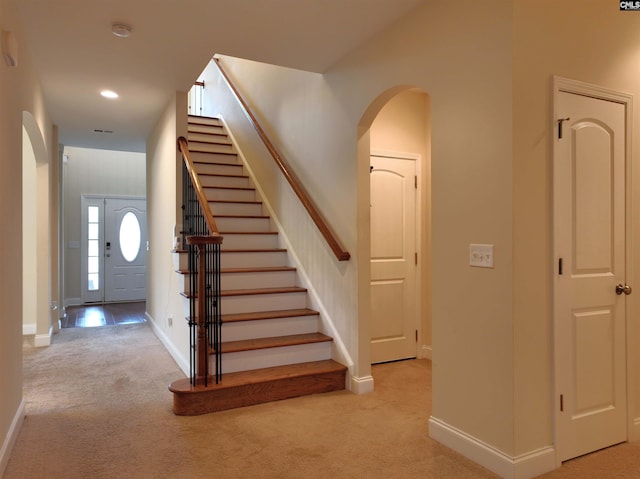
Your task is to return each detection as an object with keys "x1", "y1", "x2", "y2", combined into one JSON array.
[{"x1": 4, "y1": 323, "x2": 640, "y2": 478}]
